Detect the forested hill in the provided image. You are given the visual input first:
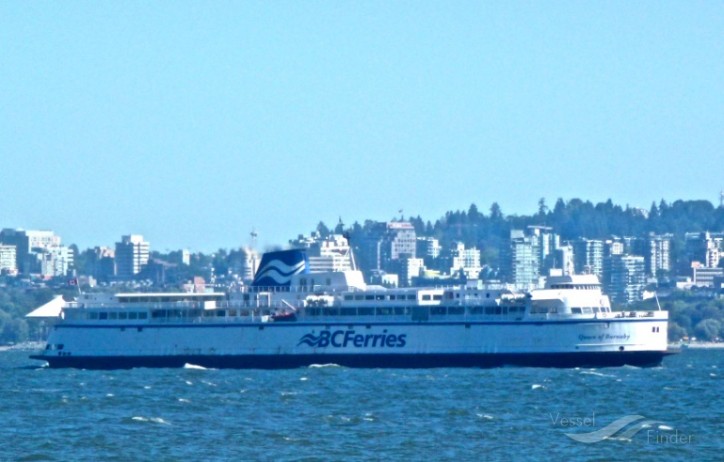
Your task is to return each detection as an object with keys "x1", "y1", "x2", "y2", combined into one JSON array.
[{"x1": 343, "y1": 198, "x2": 724, "y2": 249}]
